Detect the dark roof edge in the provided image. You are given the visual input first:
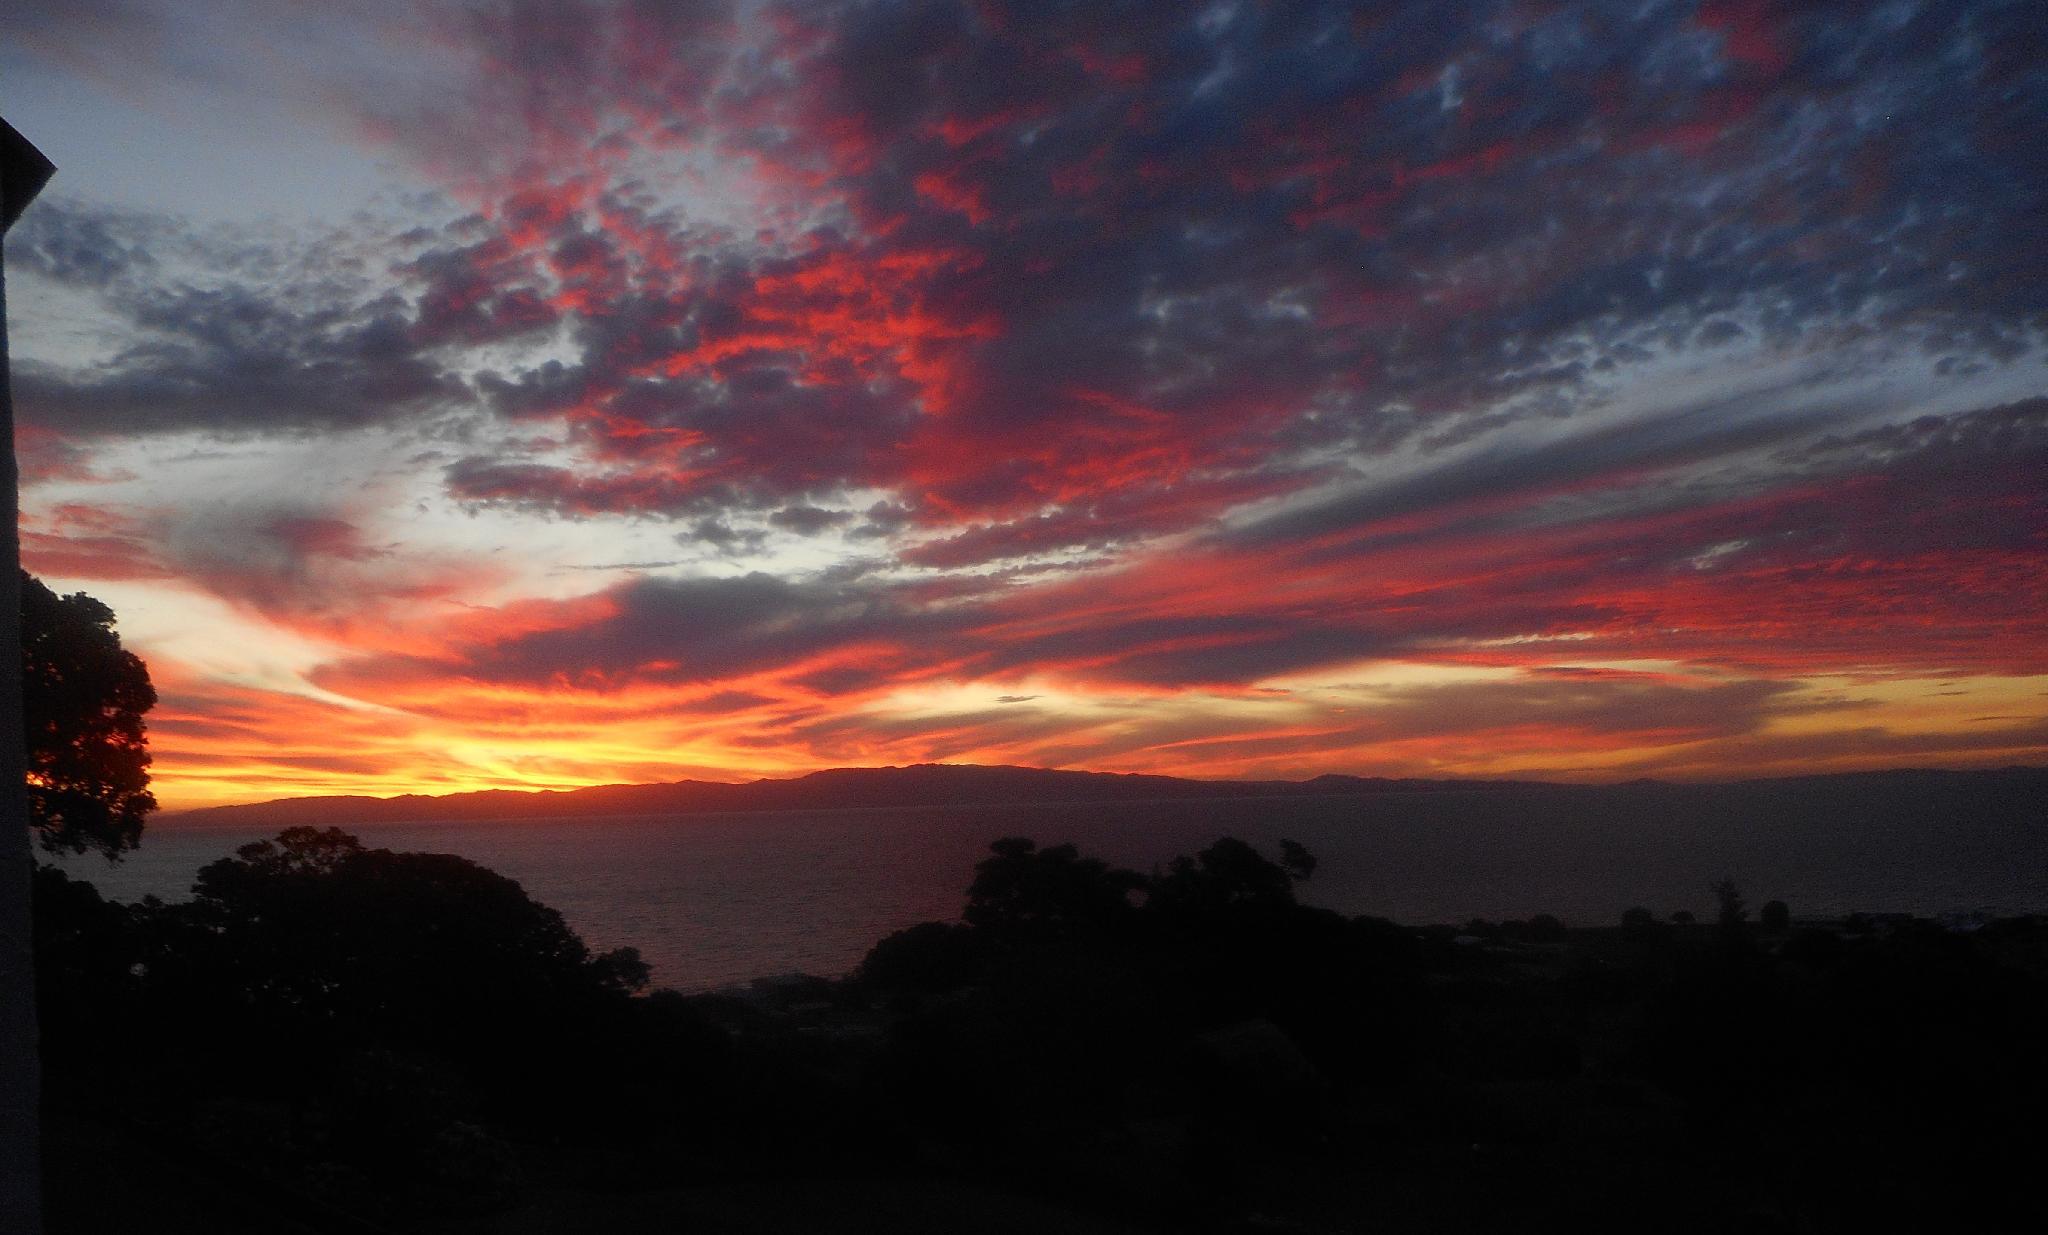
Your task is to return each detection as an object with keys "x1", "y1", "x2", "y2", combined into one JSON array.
[{"x1": 1, "y1": 117, "x2": 57, "y2": 236}]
